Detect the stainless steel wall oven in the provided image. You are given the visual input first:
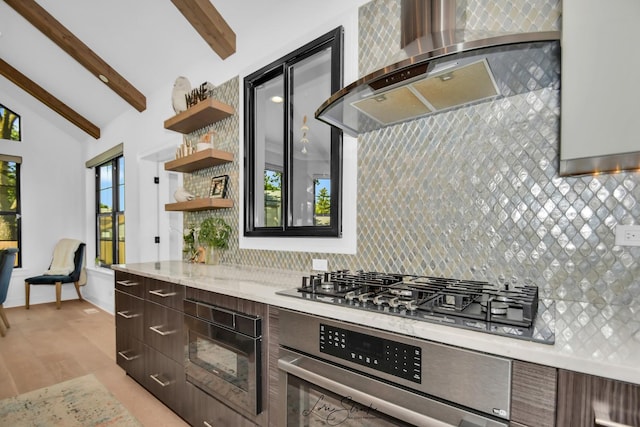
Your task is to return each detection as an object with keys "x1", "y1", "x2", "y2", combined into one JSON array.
[
  {"x1": 279, "y1": 309, "x2": 512, "y2": 427},
  {"x1": 184, "y1": 298, "x2": 262, "y2": 418}
]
